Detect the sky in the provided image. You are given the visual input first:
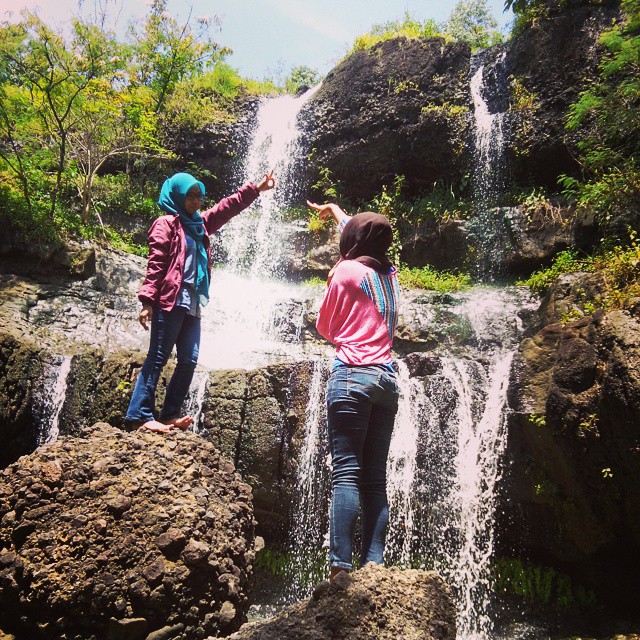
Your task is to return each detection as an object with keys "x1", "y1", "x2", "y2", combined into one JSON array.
[{"x1": 2, "y1": 0, "x2": 514, "y2": 81}]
